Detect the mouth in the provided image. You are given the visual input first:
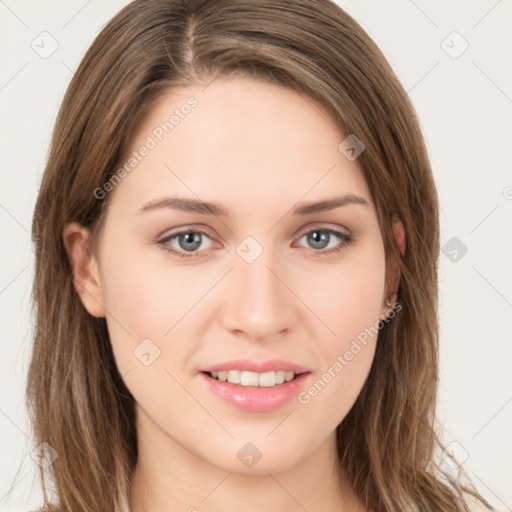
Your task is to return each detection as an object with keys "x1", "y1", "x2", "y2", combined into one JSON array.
[
  {"x1": 202, "y1": 369, "x2": 305, "y2": 388},
  {"x1": 199, "y1": 370, "x2": 311, "y2": 412}
]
